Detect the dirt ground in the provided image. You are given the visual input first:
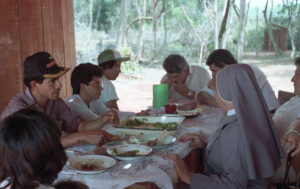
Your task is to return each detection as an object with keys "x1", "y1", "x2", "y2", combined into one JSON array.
[{"x1": 115, "y1": 52, "x2": 295, "y2": 113}]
